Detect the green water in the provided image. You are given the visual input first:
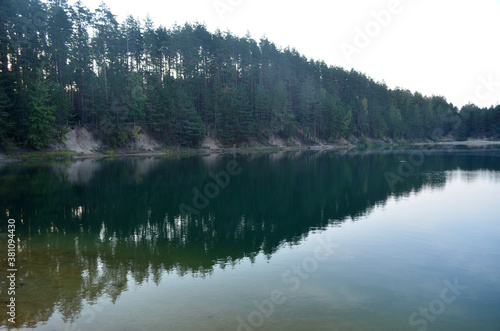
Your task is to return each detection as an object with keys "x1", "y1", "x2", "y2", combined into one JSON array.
[{"x1": 1, "y1": 149, "x2": 500, "y2": 330}]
